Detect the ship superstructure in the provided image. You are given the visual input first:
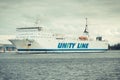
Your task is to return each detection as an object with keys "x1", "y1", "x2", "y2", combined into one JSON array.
[{"x1": 9, "y1": 19, "x2": 108, "y2": 53}]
